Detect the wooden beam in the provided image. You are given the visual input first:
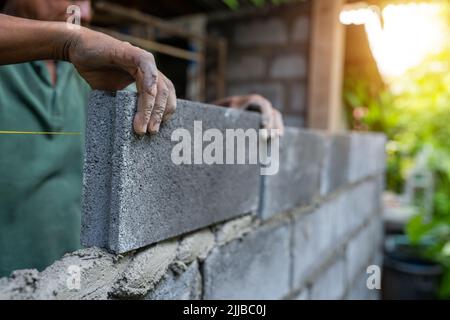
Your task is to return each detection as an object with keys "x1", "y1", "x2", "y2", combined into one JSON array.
[
  {"x1": 307, "y1": 0, "x2": 346, "y2": 131},
  {"x1": 95, "y1": 27, "x2": 203, "y2": 62},
  {"x1": 216, "y1": 38, "x2": 227, "y2": 99},
  {"x1": 95, "y1": 1, "x2": 213, "y2": 44}
]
